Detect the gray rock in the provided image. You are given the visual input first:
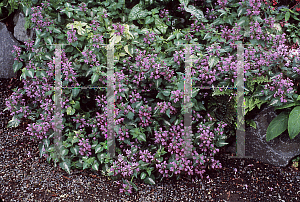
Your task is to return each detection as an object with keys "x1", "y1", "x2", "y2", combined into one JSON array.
[
  {"x1": 0, "y1": 22, "x2": 20, "y2": 79},
  {"x1": 13, "y1": 11, "x2": 34, "y2": 43},
  {"x1": 226, "y1": 105, "x2": 300, "y2": 167}
]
